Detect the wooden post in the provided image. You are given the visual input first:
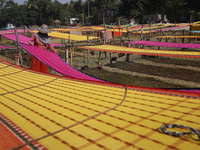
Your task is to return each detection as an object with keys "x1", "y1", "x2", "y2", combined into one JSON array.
[
  {"x1": 110, "y1": 40, "x2": 113, "y2": 64},
  {"x1": 126, "y1": 43, "x2": 130, "y2": 61},
  {"x1": 109, "y1": 52, "x2": 112, "y2": 64},
  {"x1": 83, "y1": 50, "x2": 86, "y2": 64},
  {"x1": 14, "y1": 54, "x2": 20, "y2": 66},
  {"x1": 69, "y1": 46, "x2": 72, "y2": 66},
  {"x1": 0, "y1": 35, "x2": 2, "y2": 45},
  {"x1": 23, "y1": 26, "x2": 26, "y2": 36},
  {"x1": 14, "y1": 28, "x2": 19, "y2": 44},
  {"x1": 149, "y1": 22, "x2": 152, "y2": 41},
  {"x1": 112, "y1": 28, "x2": 115, "y2": 44},
  {"x1": 158, "y1": 38, "x2": 162, "y2": 50},
  {"x1": 125, "y1": 27, "x2": 131, "y2": 41},
  {"x1": 14, "y1": 27, "x2": 23, "y2": 66},
  {"x1": 98, "y1": 51, "x2": 102, "y2": 67},
  {"x1": 103, "y1": 25, "x2": 106, "y2": 45},
  {"x1": 70, "y1": 46, "x2": 74, "y2": 66},
  {"x1": 140, "y1": 24, "x2": 143, "y2": 40},
  {"x1": 87, "y1": 35, "x2": 90, "y2": 63},
  {"x1": 174, "y1": 31, "x2": 177, "y2": 43},
  {"x1": 65, "y1": 45, "x2": 69, "y2": 63},
  {"x1": 182, "y1": 30, "x2": 185, "y2": 43},
  {"x1": 65, "y1": 35, "x2": 71, "y2": 64},
  {"x1": 118, "y1": 17, "x2": 122, "y2": 45},
  {"x1": 69, "y1": 35, "x2": 73, "y2": 65}
]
